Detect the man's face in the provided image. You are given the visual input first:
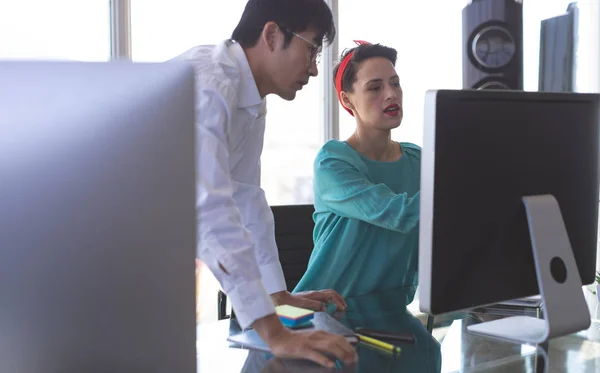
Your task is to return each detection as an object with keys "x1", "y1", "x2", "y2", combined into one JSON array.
[{"x1": 269, "y1": 27, "x2": 321, "y2": 101}]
